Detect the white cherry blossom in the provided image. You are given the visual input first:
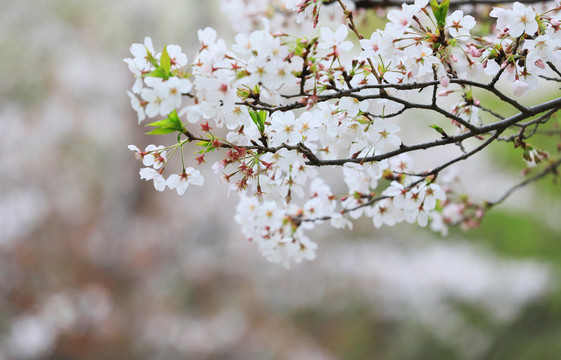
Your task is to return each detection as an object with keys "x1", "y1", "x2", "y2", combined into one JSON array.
[
  {"x1": 166, "y1": 168, "x2": 204, "y2": 195},
  {"x1": 369, "y1": 118, "x2": 401, "y2": 153},
  {"x1": 126, "y1": 91, "x2": 145, "y2": 123},
  {"x1": 139, "y1": 168, "x2": 166, "y2": 191},
  {"x1": 446, "y1": 10, "x2": 476, "y2": 38},
  {"x1": 318, "y1": 24, "x2": 353, "y2": 53},
  {"x1": 141, "y1": 86, "x2": 171, "y2": 118}
]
